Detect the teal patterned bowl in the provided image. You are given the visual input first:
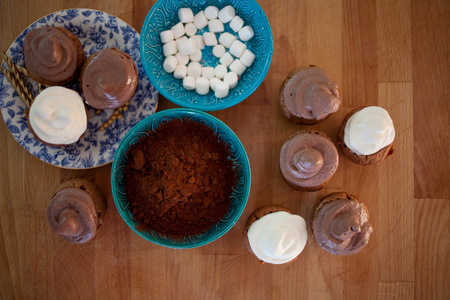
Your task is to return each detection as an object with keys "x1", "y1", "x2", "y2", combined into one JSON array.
[
  {"x1": 140, "y1": 0, "x2": 273, "y2": 111},
  {"x1": 111, "y1": 109, "x2": 251, "y2": 248}
]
